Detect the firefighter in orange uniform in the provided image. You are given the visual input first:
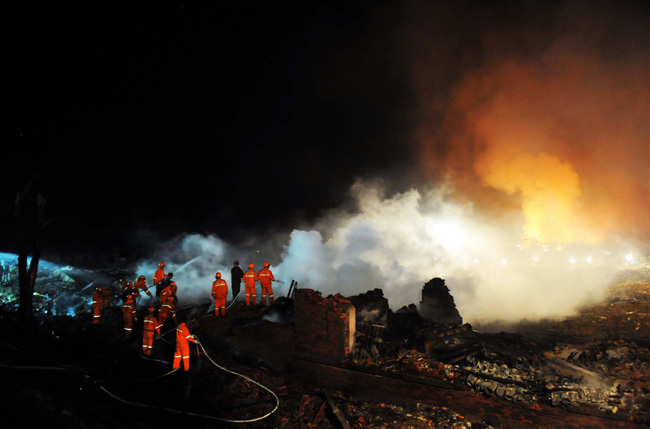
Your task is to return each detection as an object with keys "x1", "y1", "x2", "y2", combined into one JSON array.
[
  {"x1": 173, "y1": 319, "x2": 197, "y2": 371},
  {"x1": 157, "y1": 295, "x2": 177, "y2": 330},
  {"x1": 159, "y1": 275, "x2": 177, "y2": 304},
  {"x1": 258, "y1": 262, "x2": 276, "y2": 305},
  {"x1": 142, "y1": 306, "x2": 159, "y2": 356},
  {"x1": 135, "y1": 275, "x2": 153, "y2": 297},
  {"x1": 243, "y1": 263, "x2": 258, "y2": 306},
  {"x1": 153, "y1": 262, "x2": 166, "y2": 297},
  {"x1": 92, "y1": 286, "x2": 116, "y2": 324},
  {"x1": 211, "y1": 272, "x2": 228, "y2": 317},
  {"x1": 122, "y1": 292, "x2": 139, "y2": 338}
]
